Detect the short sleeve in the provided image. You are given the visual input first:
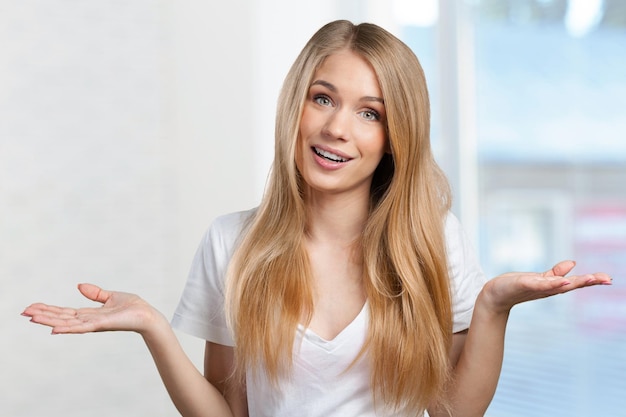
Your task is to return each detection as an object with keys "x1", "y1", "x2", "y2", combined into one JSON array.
[
  {"x1": 171, "y1": 210, "x2": 254, "y2": 346},
  {"x1": 445, "y1": 212, "x2": 488, "y2": 333}
]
